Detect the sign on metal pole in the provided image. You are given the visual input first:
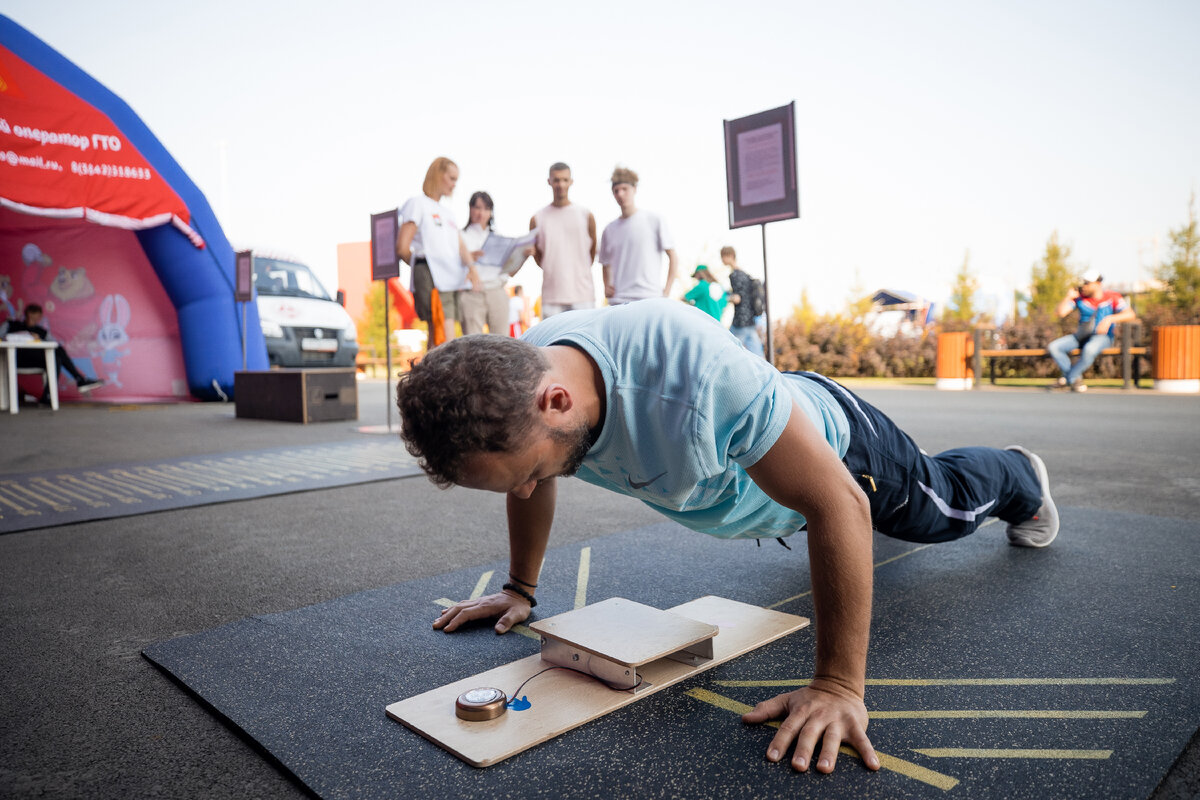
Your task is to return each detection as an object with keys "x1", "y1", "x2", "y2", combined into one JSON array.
[
  {"x1": 234, "y1": 249, "x2": 254, "y2": 302},
  {"x1": 723, "y1": 102, "x2": 799, "y2": 366},
  {"x1": 371, "y1": 209, "x2": 401, "y2": 281},
  {"x1": 235, "y1": 249, "x2": 253, "y2": 371},
  {"x1": 370, "y1": 209, "x2": 401, "y2": 431},
  {"x1": 723, "y1": 102, "x2": 798, "y2": 229}
]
